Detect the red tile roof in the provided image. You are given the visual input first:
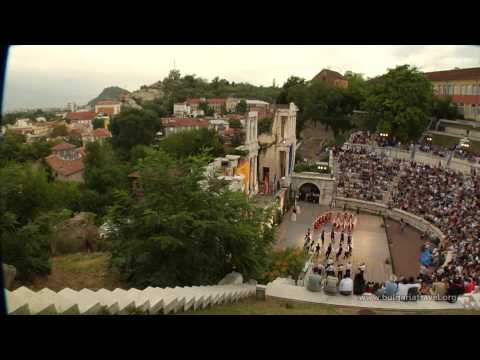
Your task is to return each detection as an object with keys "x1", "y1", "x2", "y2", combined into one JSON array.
[
  {"x1": 92, "y1": 128, "x2": 111, "y2": 137},
  {"x1": 313, "y1": 69, "x2": 346, "y2": 81},
  {"x1": 207, "y1": 98, "x2": 226, "y2": 104},
  {"x1": 66, "y1": 111, "x2": 96, "y2": 121},
  {"x1": 96, "y1": 100, "x2": 121, "y2": 106},
  {"x1": 186, "y1": 98, "x2": 226, "y2": 105},
  {"x1": 424, "y1": 67, "x2": 480, "y2": 82},
  {"x1": 76, "y1": 147, "x2": 87, "y2": 158},
  {"x1": 51, "y1": 142, "x2": 76, "y2": 151},
  {"x1": 161, "y1": 118, "x2": 210, "y2": 128},
  {"x1": 45, "y1": 155, "x2": 85, "y2": 176},
  {"x1": 128, "y1": 171, "x2": 140, "y2": 178}
]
